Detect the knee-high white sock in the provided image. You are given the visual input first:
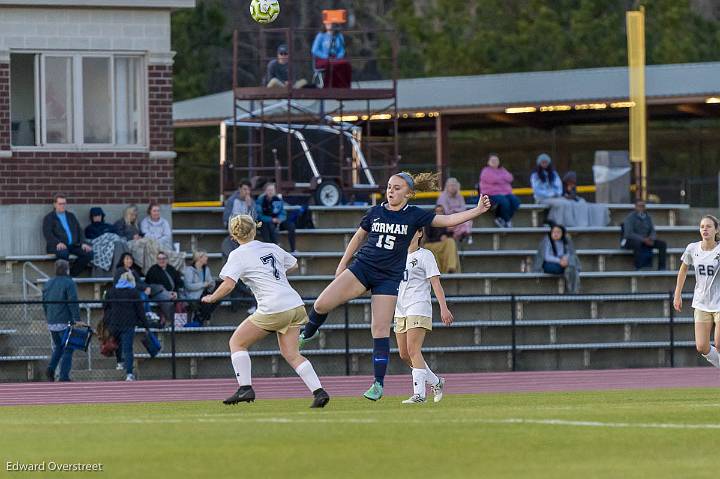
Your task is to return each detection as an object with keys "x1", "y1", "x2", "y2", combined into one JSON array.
[
  {"x1": 424, "y1": 363, "x2": 439, "y2": 386},
  {"x1": 231, "y1": 351, "x2": 251, "y2": 386},
  {"x1": 412, "y1": 368, "x2": 427, "y2": 398},
  {"x1": 295, "y1": 360, "x2": 322, "y2": 393},
  {"x1": 703, "y1": 346, "x2": 720, "y2": 368}
]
